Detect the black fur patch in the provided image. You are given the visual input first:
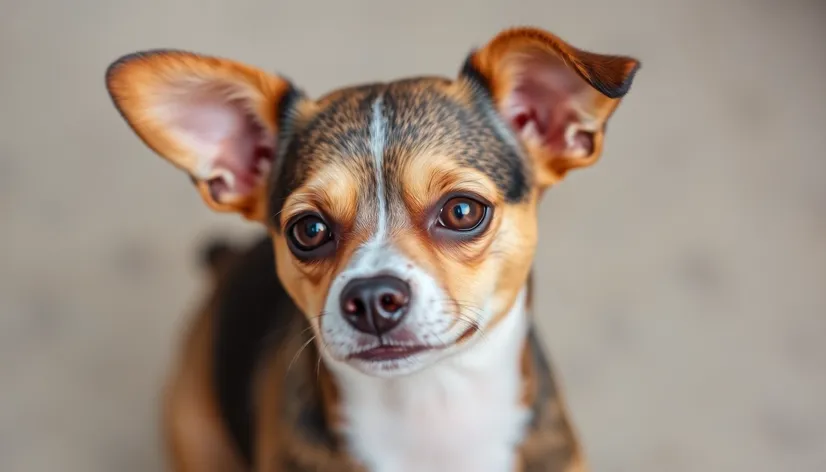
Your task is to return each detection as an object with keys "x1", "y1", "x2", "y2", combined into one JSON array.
[
  {"x1": 458, "y1": 51, "x2": 491, "y2": 96},
  {"x1": 212, "y1": 236, "x2": 336, "y2": 466},
  {"x1": 210, "y1": 240, "x2": 578, "y2": 469},
  {"x1": 268, "y1": 77, "x2": 530, "y2": 227},
  {"x1": 521, "y1": 324, "x2": 578, "y2": 471}
]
